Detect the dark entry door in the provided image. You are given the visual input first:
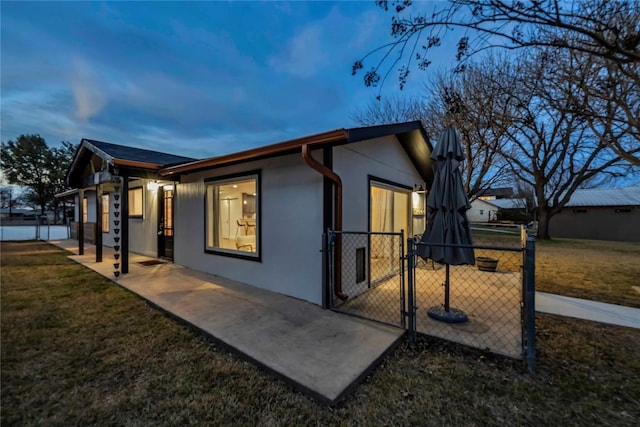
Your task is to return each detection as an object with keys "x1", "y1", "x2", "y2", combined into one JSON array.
[{"x1": 158, "y1": 187, "x2": 174, "y2": 260}]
